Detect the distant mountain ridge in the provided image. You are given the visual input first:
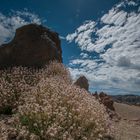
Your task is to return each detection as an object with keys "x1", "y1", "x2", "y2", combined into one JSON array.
[{"x1": 111, "y1": 95, "x2": 140, "y2": 106}]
